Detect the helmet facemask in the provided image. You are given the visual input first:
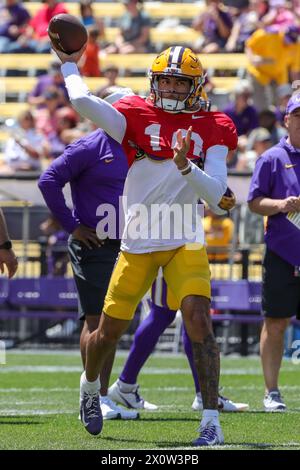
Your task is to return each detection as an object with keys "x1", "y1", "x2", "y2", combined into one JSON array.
[{"x1": 150, "y1": 72, "x2": 204, "y2": 112}]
